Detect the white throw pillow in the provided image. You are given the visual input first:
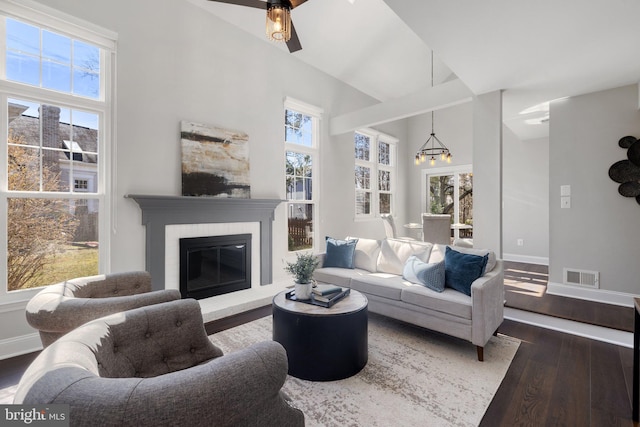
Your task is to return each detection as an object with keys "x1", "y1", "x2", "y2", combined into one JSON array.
[
  {"x1": 377, "y1": 238, "x2": 433, "y2": 275},
  {"x1": 428, "y1": 244, "x2": 446, "y2": 264},
  {"x1": 346, "y1": 236, "x2": 381, "y2": 273}
]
